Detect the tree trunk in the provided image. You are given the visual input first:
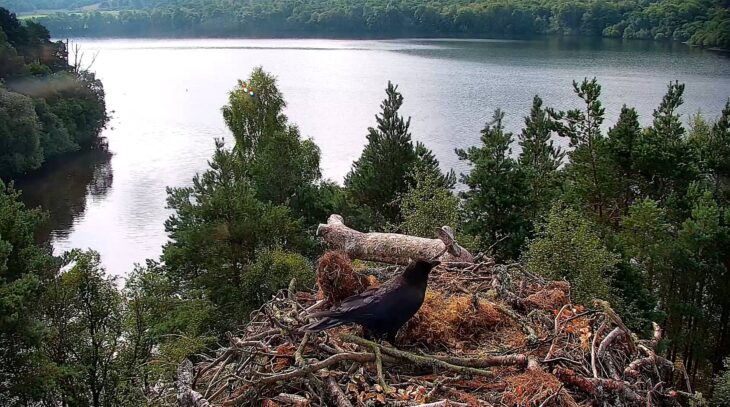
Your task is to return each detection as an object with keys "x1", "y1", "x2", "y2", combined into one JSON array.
[{"x1": 316, "y1": 215, "x2": 474, "y2": 265}]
